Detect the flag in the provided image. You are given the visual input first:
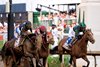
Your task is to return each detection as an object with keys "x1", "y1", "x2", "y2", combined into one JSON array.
[
  {"x1": 78, "y1": 9, "x2": 81, "y2": 25},
  {"x1": 81, "y1": 11, "x2": 86, "y2": 27}
]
